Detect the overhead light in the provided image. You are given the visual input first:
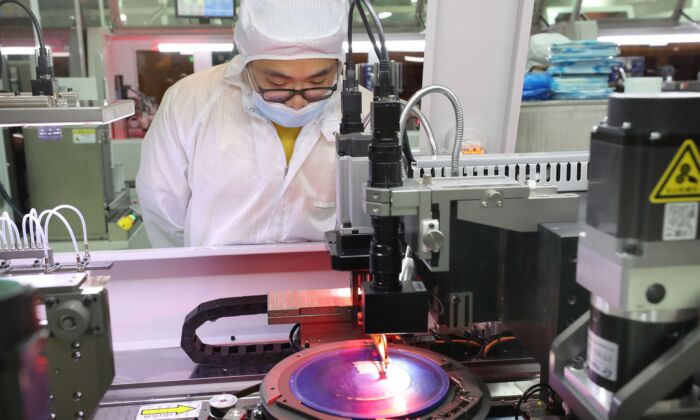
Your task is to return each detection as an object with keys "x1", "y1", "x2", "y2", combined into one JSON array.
[
  {"x1": 0, "y1": 46, "x2": 68, "y2": 58},
  {"x1": 342, "y1": 39, "x2": 425, "y2": 53},
  {"x1": 378, "y1": 12, "x2": 392, "y2": 20},
  {"x1": 158, "y1": 43, "x2": 234, "y2": 54},
  {"x1": 598, "y1": 33, "x2": 700, "y2": 47},
  {"x1": 404, "y1": 55, "x2": 424, "y2": 63},
  {"x1": 1, "y1": 46, "x2": 40, "y2": 55}
]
